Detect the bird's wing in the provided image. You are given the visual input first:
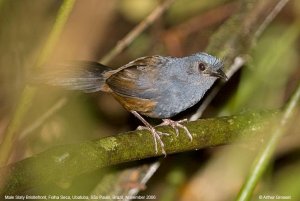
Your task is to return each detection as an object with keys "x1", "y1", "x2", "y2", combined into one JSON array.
[{"x1": 106, "y1": 56, "x2": 166, "y2": 99}]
